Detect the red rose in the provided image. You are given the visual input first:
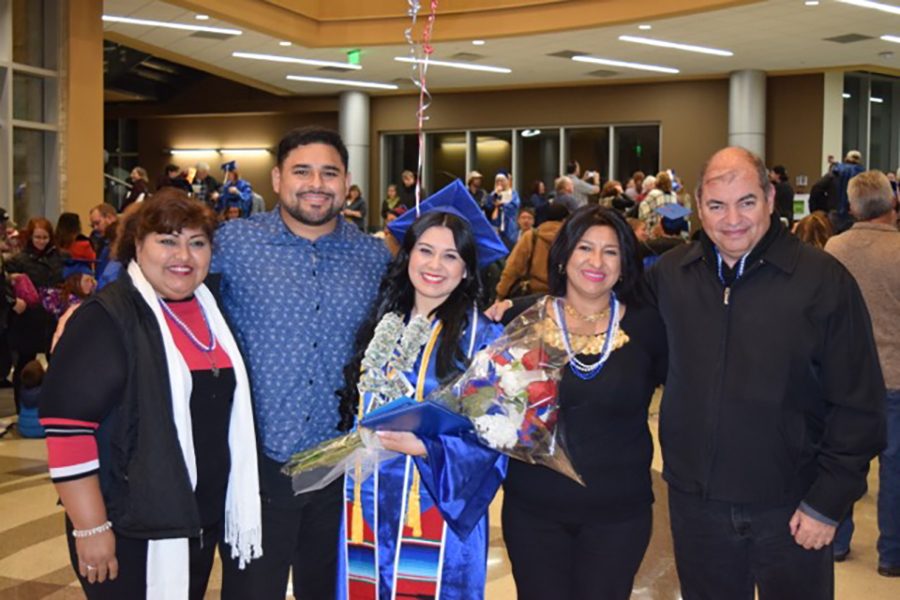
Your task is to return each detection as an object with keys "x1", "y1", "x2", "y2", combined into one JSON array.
[
  {"x1": 526, "y1": 380, "x2": 556, "y2": 406},
  {"x1": 521, "y1": 347, "x2": 550, "y2": 370},
  {"x1": 492, "y1": 352, "x2": 511, "y2": 366}
]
